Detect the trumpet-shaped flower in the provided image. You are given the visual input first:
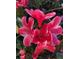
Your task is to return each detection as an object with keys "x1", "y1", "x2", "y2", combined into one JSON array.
[
  {"x1": 25, "y1": 9, "x2": 56, "y2": 27},
  {"x1": 32, "y1": 16, "x2": 62, "y2": 59},
  {"x1": 48, "y1": 16, "x2": 62, "y2": 45},
  {"x1": 18, "y1": 16, "x2": 34, "y2": 47}
]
